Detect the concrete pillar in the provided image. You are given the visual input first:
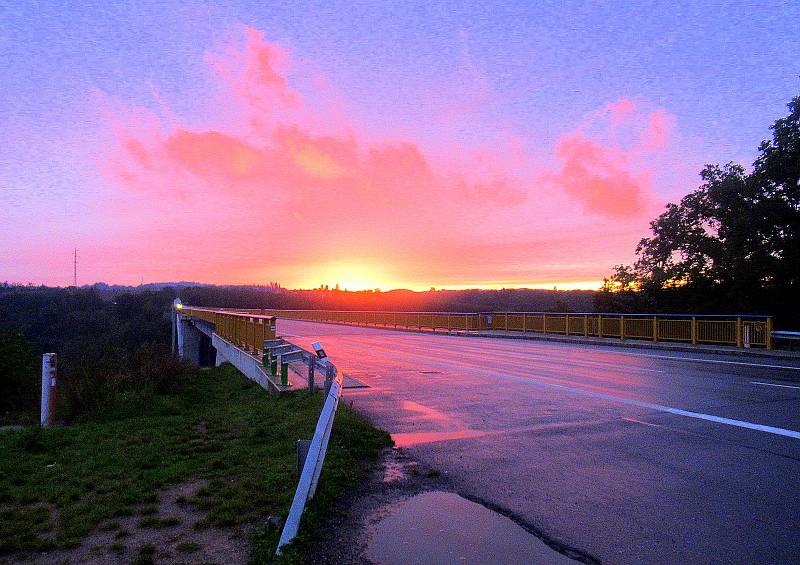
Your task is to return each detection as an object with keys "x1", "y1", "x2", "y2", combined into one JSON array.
[{"x1": 177, "y1": 317, "x2": 202, "y2": 365}]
